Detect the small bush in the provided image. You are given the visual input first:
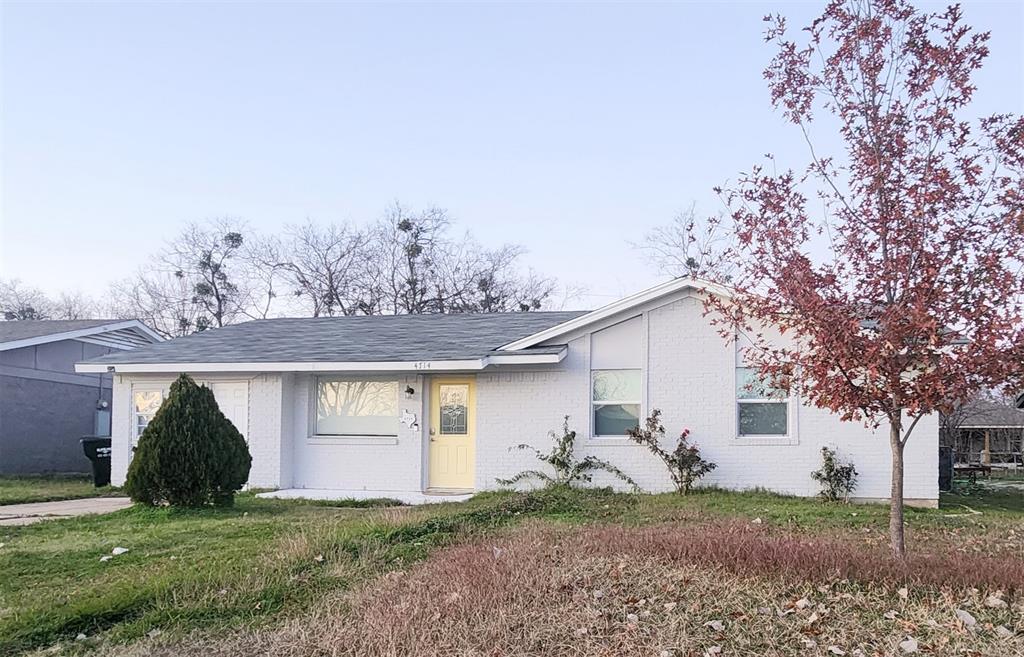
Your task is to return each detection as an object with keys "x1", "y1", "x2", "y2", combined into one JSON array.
[
  {"x1": 497, "y1": 416, "x2": 637, "y2": 490},
  {"x1": 626, "y1": 409, "x2": 716, "y2": 494},
  {"x1": 810, "y1": 446, "x2": 858, "y2": 502},
  {"x1": 125, "y1": 373, "x2": 252, "y2": 507}
]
